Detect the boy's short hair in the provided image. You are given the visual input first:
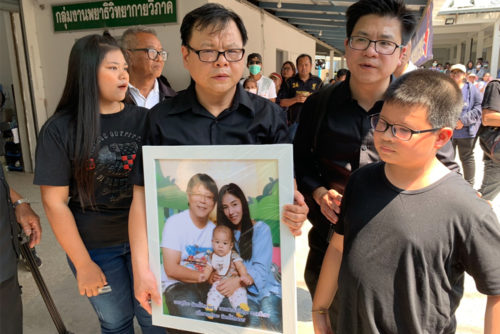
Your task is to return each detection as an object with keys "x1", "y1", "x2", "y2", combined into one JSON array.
[
  {"x1": 180, "y1": 3, "x2": 248, "y2": 47},
  {"x1": 186, "y1": 173, "x2": 218, "y2": 202},
  {"x1": 213, "y1": 225, "x2": 234, "y2": 243},
  {"x1": 383, "y1": 69, "x2": 462, "y2": 129},
  {"x1": 247, "y1": 53, "x2": 262, "y2": 64},
  {"x1": 346, "y1": 0, "x2": 416, "y2": 45}
]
